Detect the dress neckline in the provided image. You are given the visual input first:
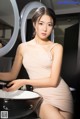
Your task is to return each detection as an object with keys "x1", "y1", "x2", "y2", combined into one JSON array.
[{"x1": 33, "y1": 39, "x2": 51, "y2": 46}]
